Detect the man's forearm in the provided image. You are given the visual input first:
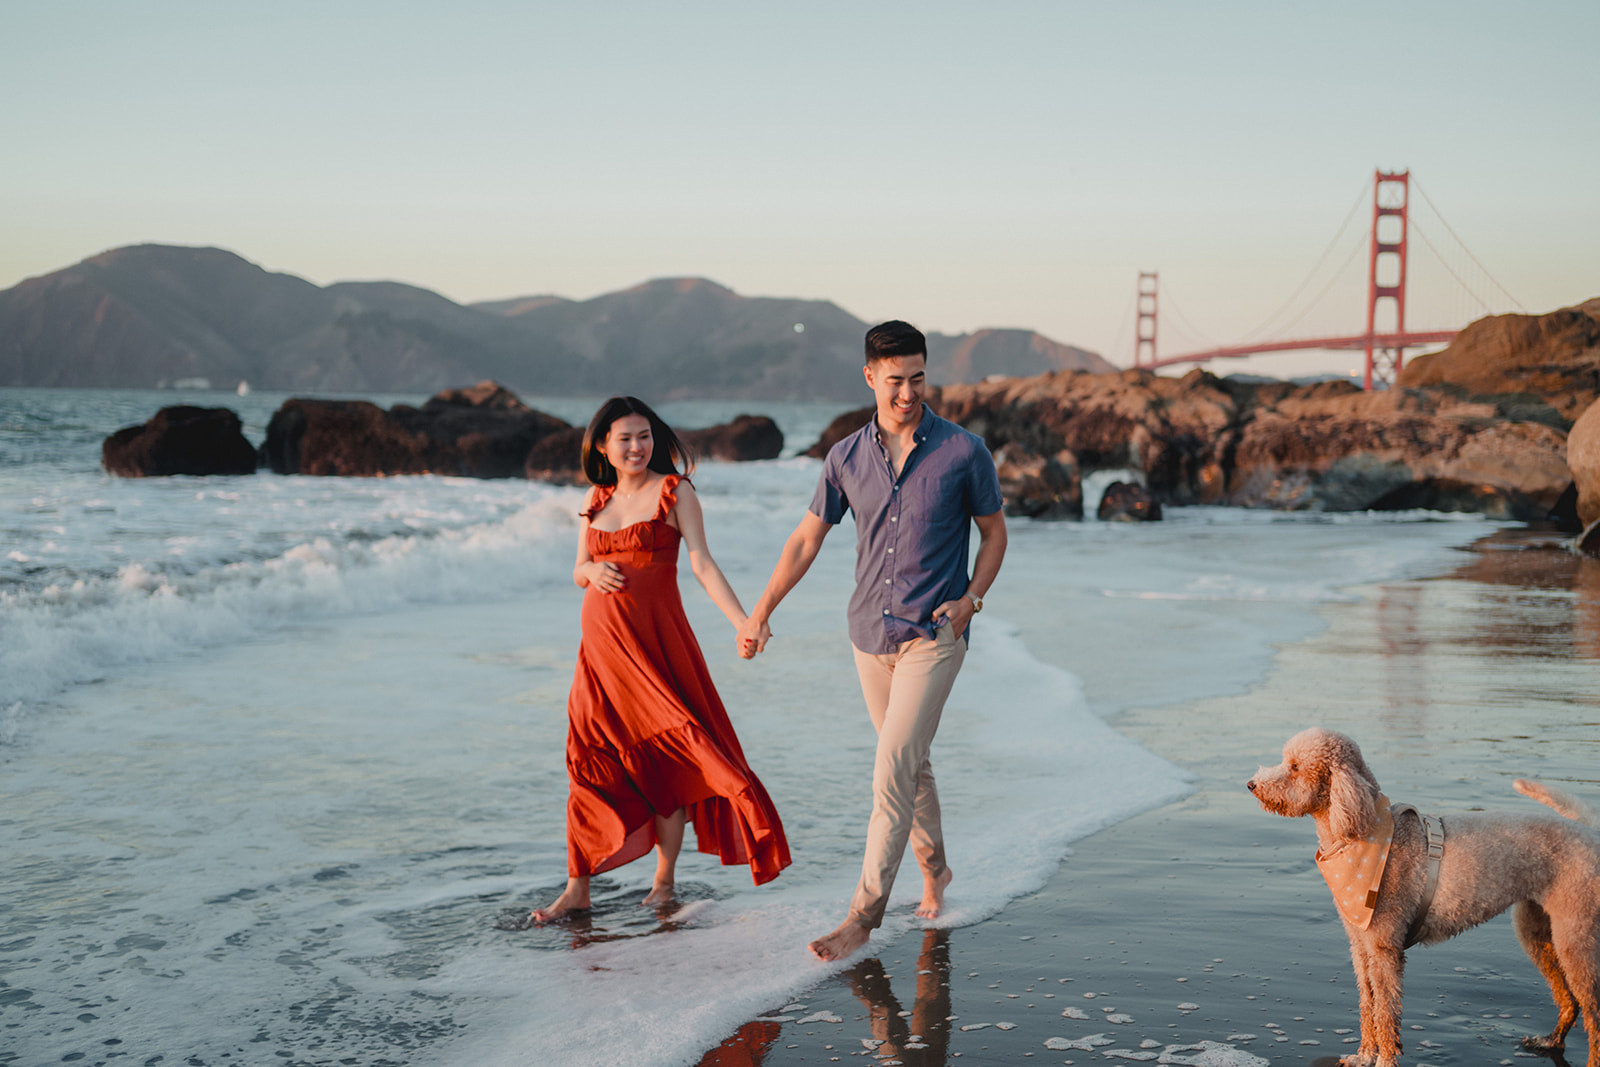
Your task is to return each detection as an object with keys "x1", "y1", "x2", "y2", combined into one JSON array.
[{"x1": 752, "y1": 525, "x2": 826, "y2": 623}]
